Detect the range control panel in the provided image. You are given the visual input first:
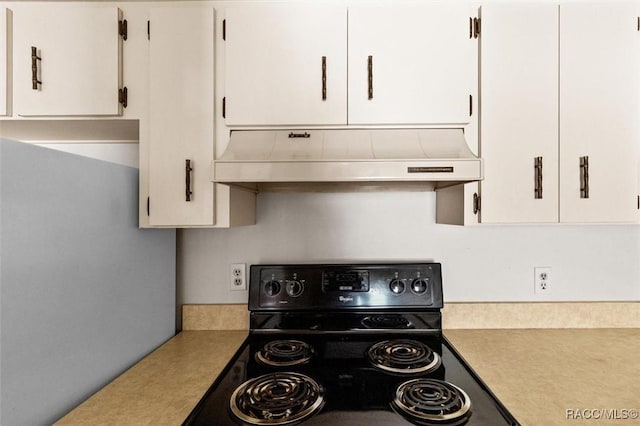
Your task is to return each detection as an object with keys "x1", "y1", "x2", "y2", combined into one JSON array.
[{"x1": 248, "y1": 263, "x2": 443, "y2": 310}]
